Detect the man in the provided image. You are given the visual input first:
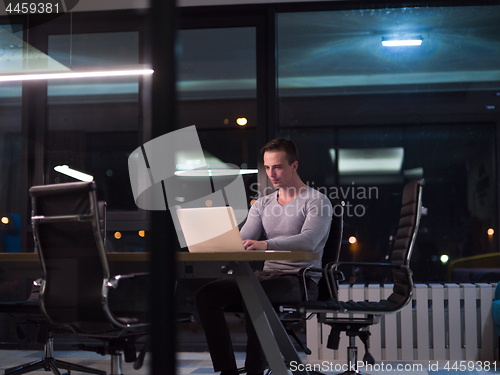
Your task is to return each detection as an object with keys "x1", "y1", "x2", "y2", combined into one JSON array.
[{"x1": 195, "y1": 138, "x2": 332, "y2": 375}]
